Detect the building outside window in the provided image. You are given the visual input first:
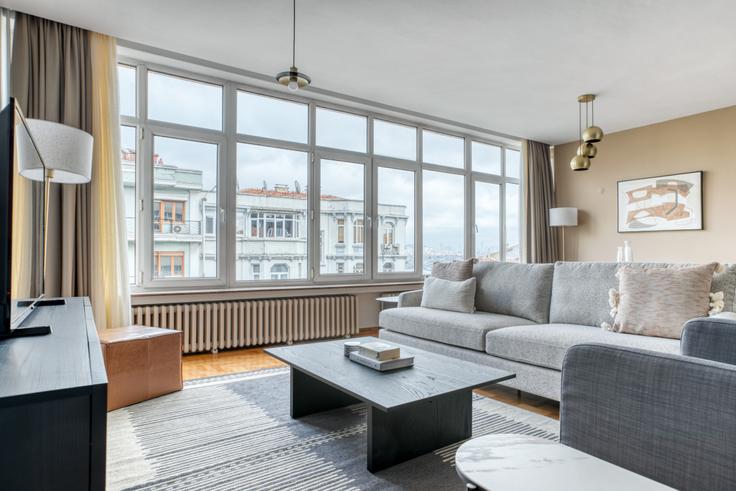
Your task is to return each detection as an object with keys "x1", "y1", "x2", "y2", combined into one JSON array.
[
  {"x1": 353, "y1": 218, "x2": 364, "y2": 244},
  {"x1": 271, "y1": 264, "x2": 289, "y2": 280},
  {"x1": 154, "y1": 251, "x2": 184, "y2": 278},
  {"x1": 336, "y1": 218, "x2": 345, "y2": 244},
  {"x1": 383, "y1": 223, "x2": 394, "y2": 245}
]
